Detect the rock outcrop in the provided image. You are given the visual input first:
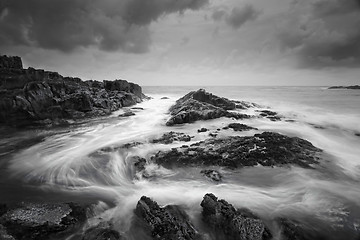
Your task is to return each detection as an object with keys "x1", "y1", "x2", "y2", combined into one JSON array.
[
  {"x1": 152, "y1": 132, "x2": 322, "y2": 169},
  {"x1": 134, "y1": 196, "x2": 201, "y2": 240},
  {"x1": 0, "y1": 202, "x2": 87, "y2": 240},
  {"x1": 0, "y1": 55, "x2": 146, "y2": 127},
  {"x1": 166, "y1": 89, "x2": 251, "y2": 126},
  {"x1": 201, "y1": 193, "x2": 272, "y2": 240}
]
